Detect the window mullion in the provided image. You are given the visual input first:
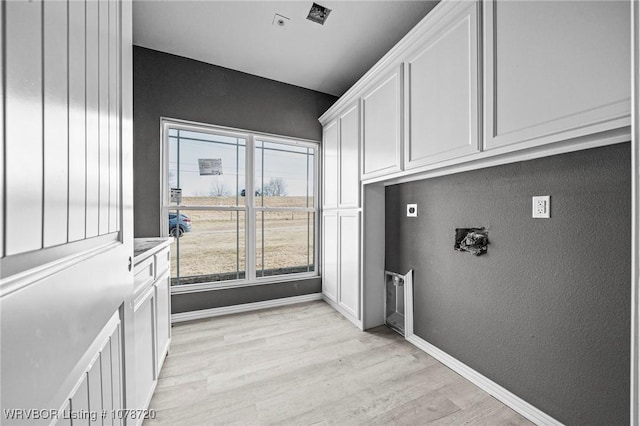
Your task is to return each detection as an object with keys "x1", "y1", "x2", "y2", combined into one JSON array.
[{"x1": 246, "y1": 135, "x2": 256, "y2": 281}]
